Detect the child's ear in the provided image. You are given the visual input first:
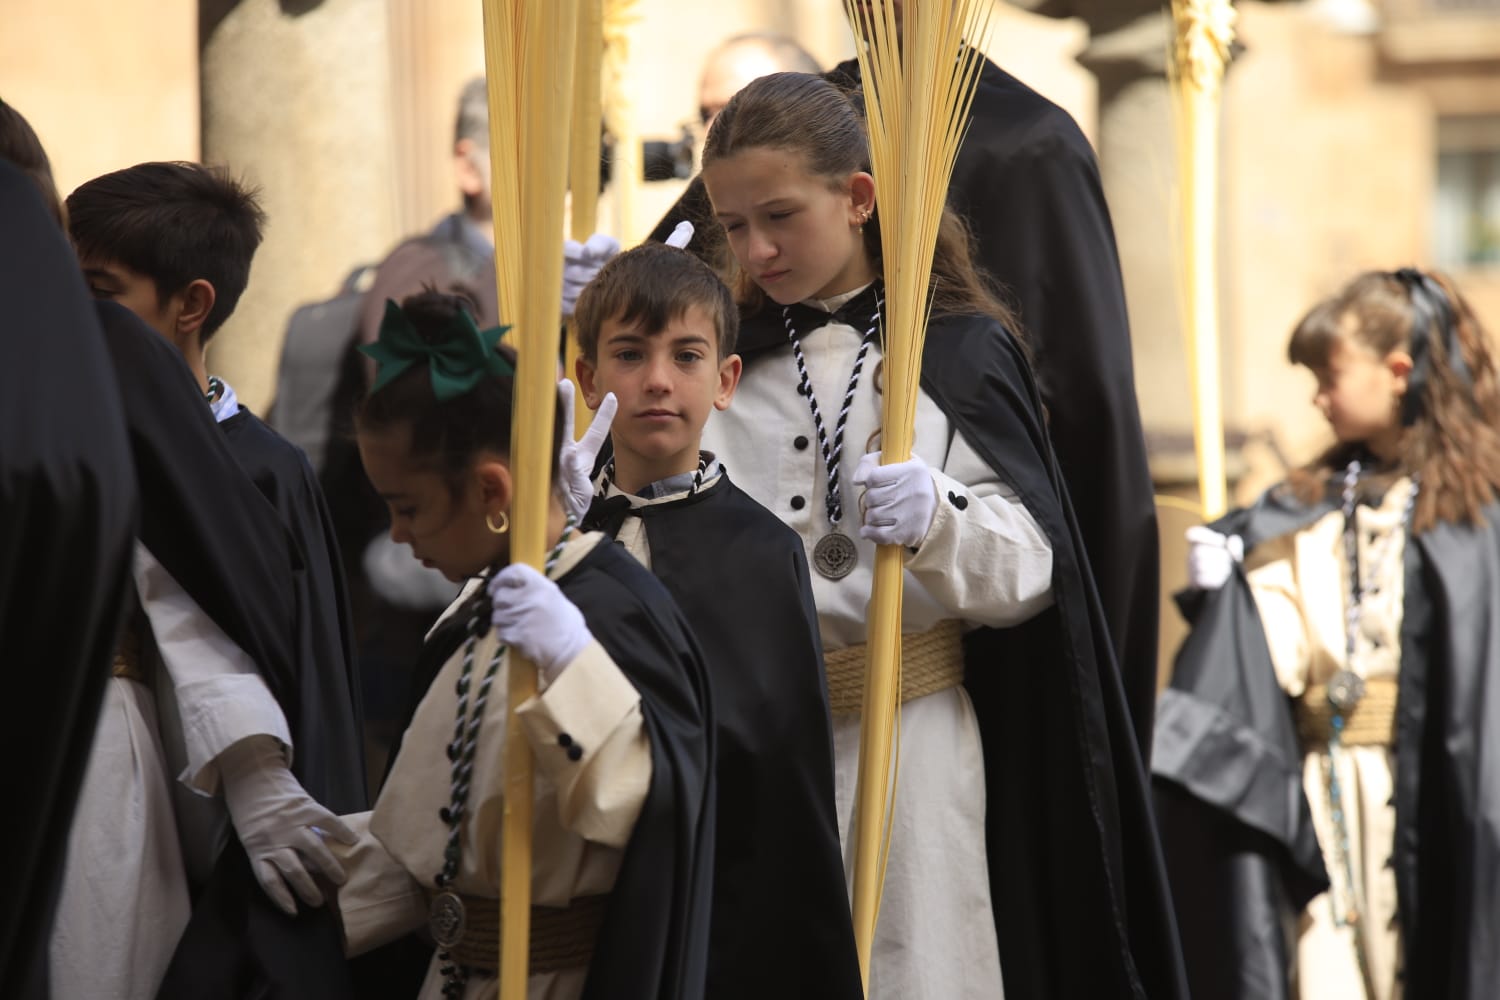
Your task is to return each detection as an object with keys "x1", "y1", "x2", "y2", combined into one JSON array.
[
  {"x1": 474, "y1": 455, "x2": 514, "y2": 513},
  {"x1": 176, "y1": 279, "x2": 216, "y2": 344},
  {"x1": 848, "y1": 171, "x2": 876, "y2": 223},
  {"x1": 1387, "y1": 349, "x2": 1414, "y2": 393},
  {"x1": 714, "y1": 353, "x2": 743, "y2": 411},
  {"x1": 575, "y1": 355, "x2": 602, "y2": 409}
]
